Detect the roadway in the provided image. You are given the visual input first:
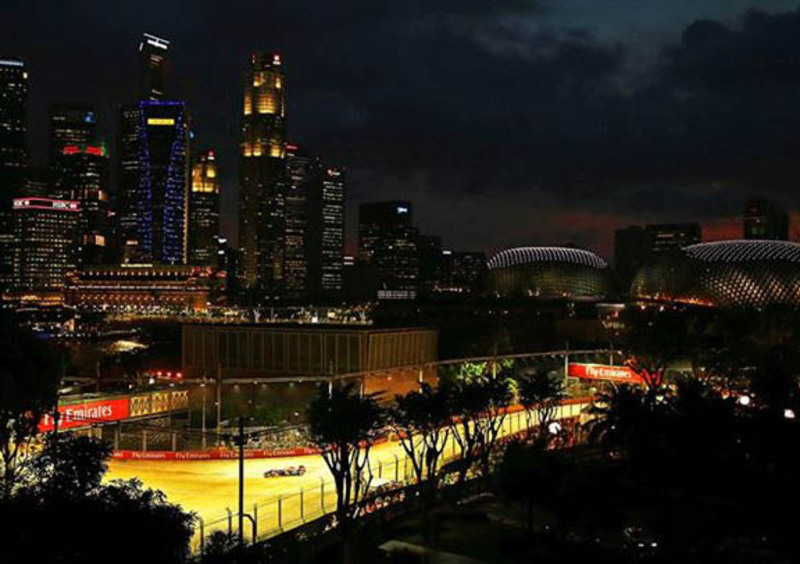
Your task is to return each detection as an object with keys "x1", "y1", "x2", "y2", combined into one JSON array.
[{"x1": 106, "y1": 402, "x2": 588, "y2": 549}]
